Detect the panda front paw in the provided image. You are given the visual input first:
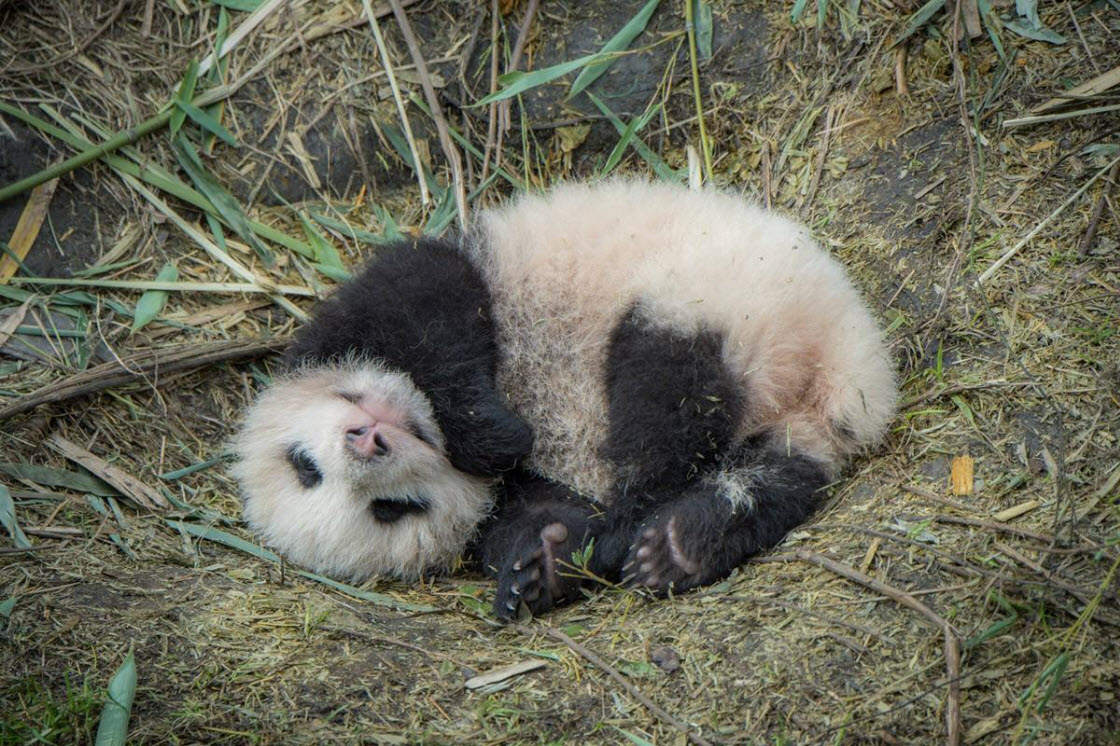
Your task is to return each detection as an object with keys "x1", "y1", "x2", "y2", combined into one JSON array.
[{"x1": 493, "y1": 522, "x2": 582, "y2": 621}]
